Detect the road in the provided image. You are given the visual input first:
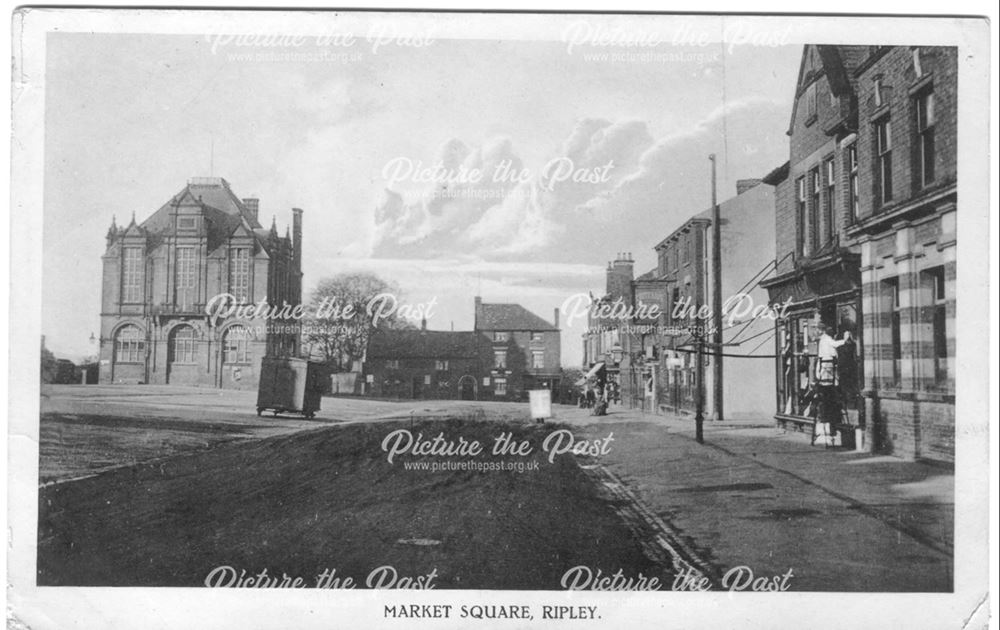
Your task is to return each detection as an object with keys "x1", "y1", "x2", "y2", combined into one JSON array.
[{"x1": 36, "y1": 385, "x2": 953, "y2": 591}]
